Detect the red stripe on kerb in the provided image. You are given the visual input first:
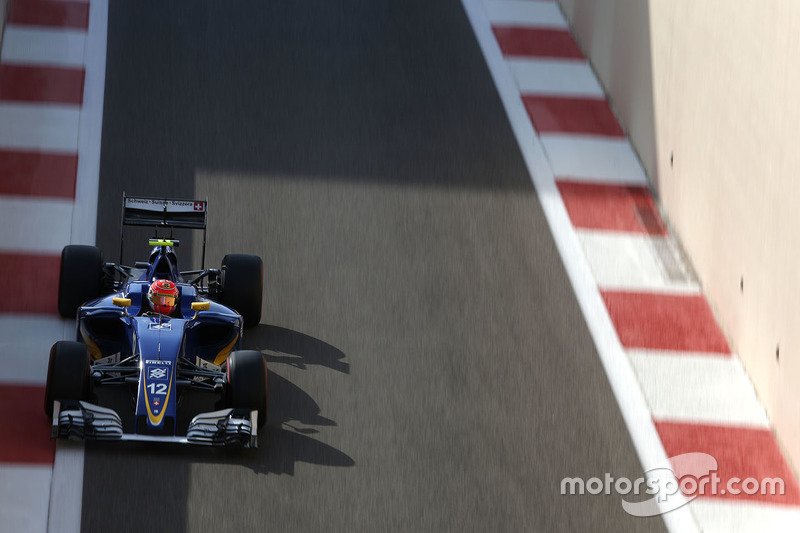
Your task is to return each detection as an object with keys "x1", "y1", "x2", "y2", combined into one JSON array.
[
  {"x1": 492, "y1": 27, "x2": 583, "y2": 59},
  {"x1": 656, "y1": 421, "x2": 800, "y2": 505},
  {"x1": 0, "y1": 65, "x2": 85, "y2": 105},
  {"x1": 0, "y1": 150, "x2": 78, "y2": 199},
  {"x1": 601, "y1": 291, "x2": 731, "y2": 354},
  {"x1": 0, "y1": 253, "x2": 60, "y2": 314},
  {"x1": 7, "y1": 0, "x2": 89, "y2": 30},
  {"x1": 557, "y1": 181, "x2": 667, "y2": 235},
  {"x1": 523, "y1": 96, "x2": 624, "y2": 137},
  {"x1": 0, "y1": 385, "x2": 56, "y2": 464}
]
